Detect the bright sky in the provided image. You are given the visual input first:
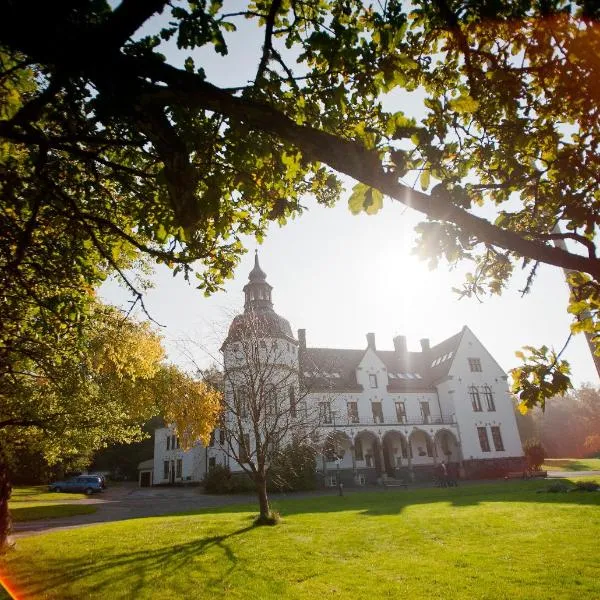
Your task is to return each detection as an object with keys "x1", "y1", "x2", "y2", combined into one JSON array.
[{"x1": 101, "y1": 7, "x2": 598, "y2": 386}]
